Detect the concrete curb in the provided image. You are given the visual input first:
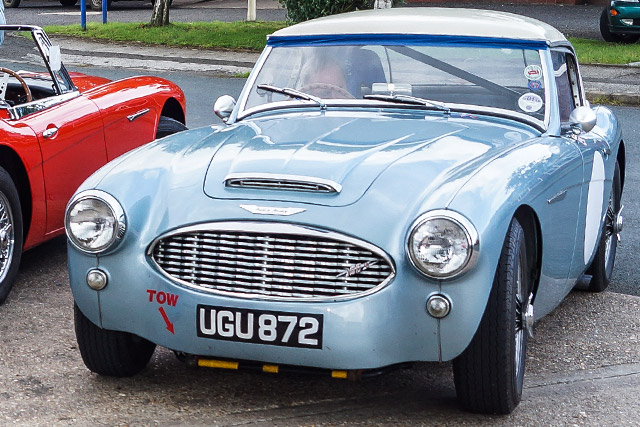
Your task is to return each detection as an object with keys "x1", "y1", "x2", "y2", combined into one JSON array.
[{"x1": 586, "y1": 91, "x2": 640, "y2": 106}]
